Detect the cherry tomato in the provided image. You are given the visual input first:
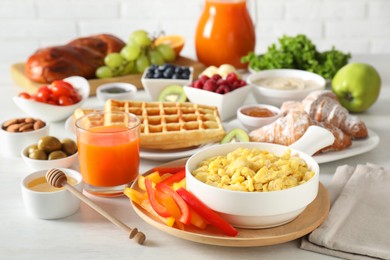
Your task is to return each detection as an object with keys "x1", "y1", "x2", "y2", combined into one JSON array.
[
  {"x1": 58, "y1": 95, "x2": 74, "y2": 106},
  {"x1": 18, "y1": 92, "x2": 31, "y2": 99},
  {"x1": 37, "y1": 88, "x2": 50, "y2": 102},
  {"x1": 49, "y1": 81, "x2": 73, "y2": 97},
  {"x1": 52, "y1": 80, "x2": 74, "y2": 90}
]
